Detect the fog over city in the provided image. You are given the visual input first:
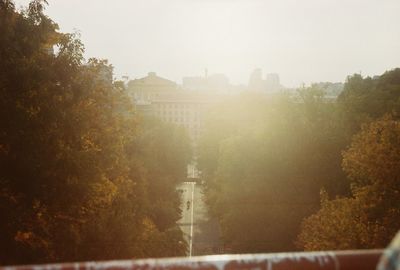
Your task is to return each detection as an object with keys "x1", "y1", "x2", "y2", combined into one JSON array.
[
  {"x1": 4, "y1": 0, "x2": 400, "y2": 265},
  {"x1": 13, "y1": 0, "x2": 400, "y2": 87}
]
